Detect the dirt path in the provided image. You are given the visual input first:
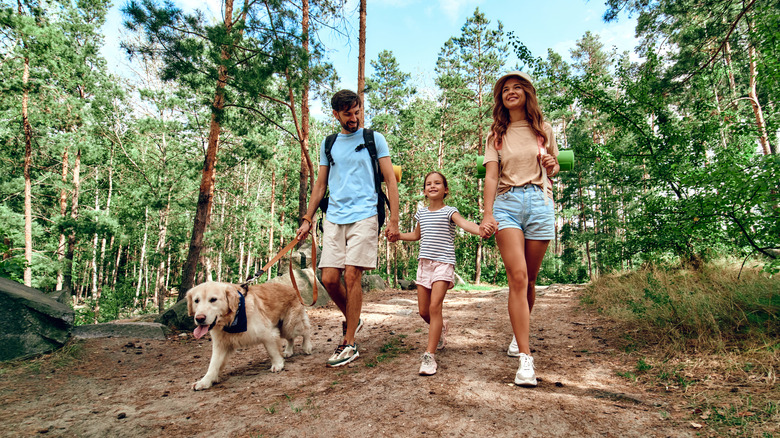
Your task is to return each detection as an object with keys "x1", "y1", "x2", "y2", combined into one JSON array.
[{"x1": 0, "y1": 285, "x2": 694, "y2": 437}]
